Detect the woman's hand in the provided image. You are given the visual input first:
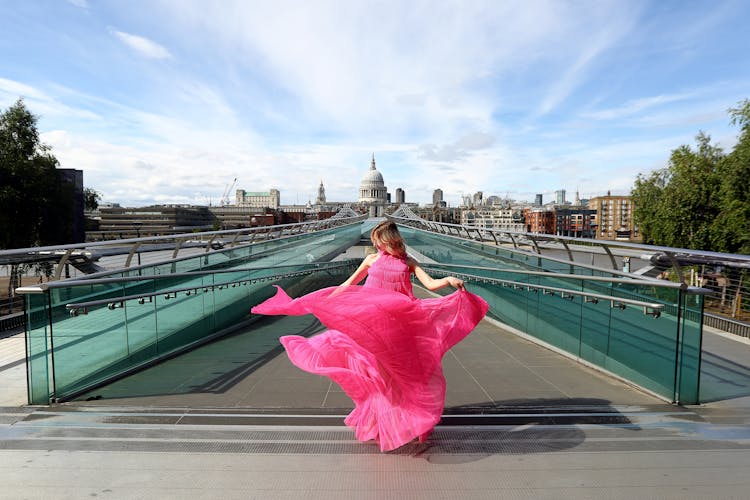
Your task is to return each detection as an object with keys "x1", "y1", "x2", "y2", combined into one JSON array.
[
  {"x1": 446, "y1": 277, "x2": 465, "y2": 290},
  {"x1": 413, "y1": 263, "x2": 466, "y2": 291}
]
